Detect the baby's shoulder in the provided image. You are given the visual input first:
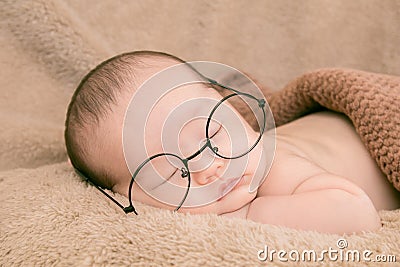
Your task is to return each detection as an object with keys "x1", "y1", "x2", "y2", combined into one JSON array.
[{"x1": 257, "y1": 141, "x2": 327, "y2": 196}]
